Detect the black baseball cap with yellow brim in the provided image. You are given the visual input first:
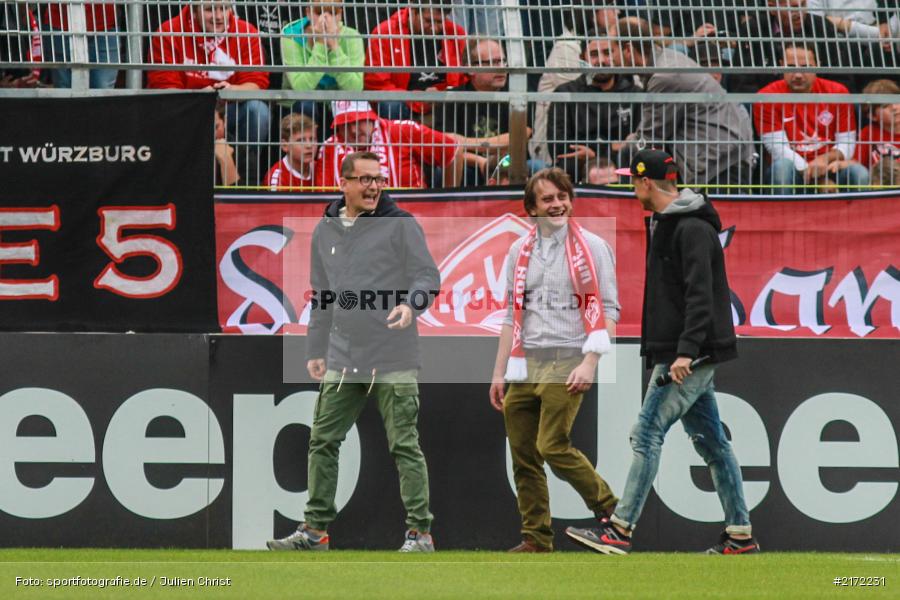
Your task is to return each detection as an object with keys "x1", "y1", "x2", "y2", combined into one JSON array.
[{"x1": 615, "y1": 149, "x2": 679, "y2": 181}]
